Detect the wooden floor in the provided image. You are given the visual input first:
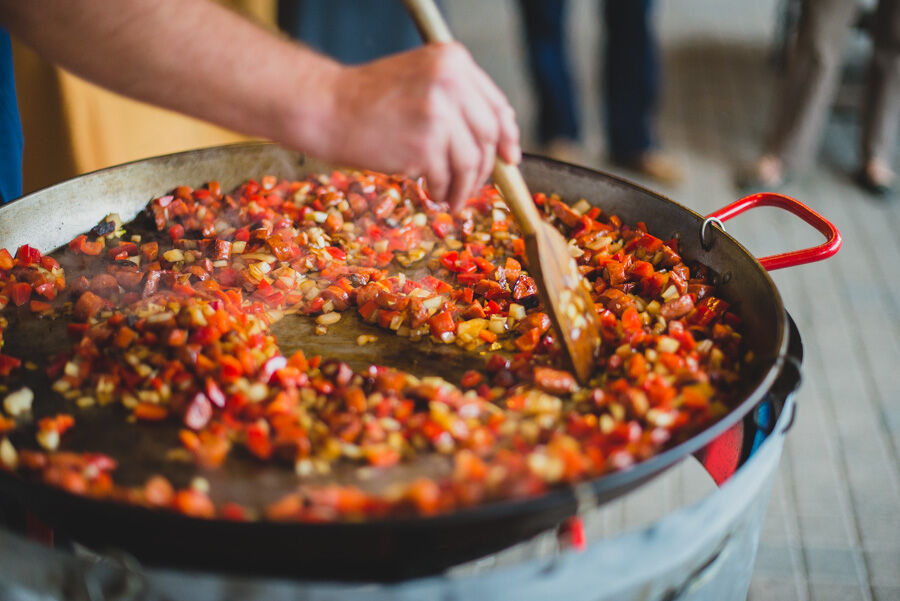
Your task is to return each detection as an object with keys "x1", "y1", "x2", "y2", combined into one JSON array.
[{"x1": 448, "y1": 1, "x2": 900, "y2": 599}]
